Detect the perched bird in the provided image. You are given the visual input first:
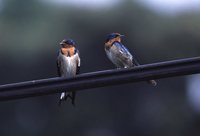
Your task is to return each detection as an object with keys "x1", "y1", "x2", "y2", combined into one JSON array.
[
  {"x1": 57, "y1": 39, "x2": 80, "y2": 106},
  {"x1": 105, "y1": 32, "x2": 157, "y2": 86}
]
